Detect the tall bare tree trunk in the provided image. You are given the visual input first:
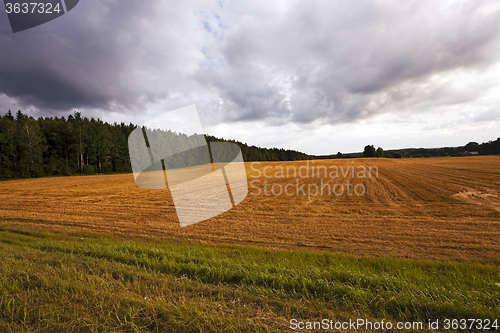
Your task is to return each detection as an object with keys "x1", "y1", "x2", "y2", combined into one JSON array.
[{"x1": 79, "y1": 126, "x2": 83, "y2": 172}]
